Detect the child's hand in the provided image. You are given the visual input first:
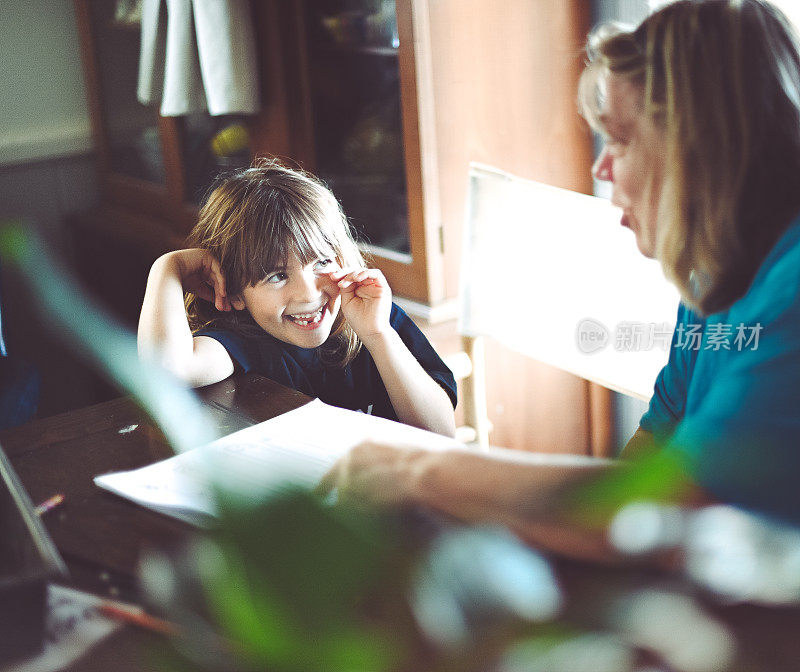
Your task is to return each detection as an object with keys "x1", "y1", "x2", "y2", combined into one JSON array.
[
  {"x1": 169, "y1": 248, "x2": 231, "y2": 312},
  {"x1": 330, "y1": 267, "x2": 392, "y2": 343}
]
